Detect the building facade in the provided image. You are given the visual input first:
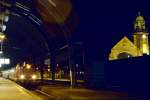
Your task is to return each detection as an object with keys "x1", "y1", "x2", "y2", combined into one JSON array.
[{"x1": 109, "y1": 12, "x2": 149, "y2": 60}]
